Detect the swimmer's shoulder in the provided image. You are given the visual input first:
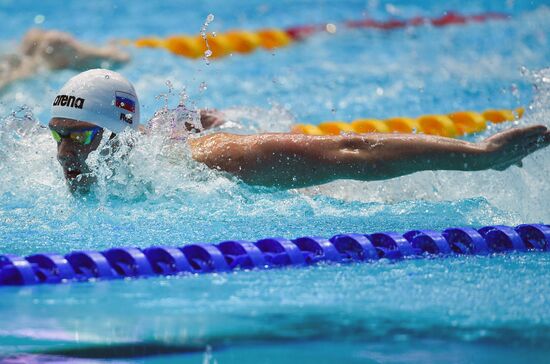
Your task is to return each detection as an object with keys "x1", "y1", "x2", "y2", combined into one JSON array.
[
  {"x1": 189, "y1": 132, "x2": 272, "y2": 165},
  {"x1": 188, "y1": 132, "x2": 238, "y2": 151},
  {"x1": 189, "y1": 132, "x2": 288, "y2": 148},
  {"x1": 189, "y1": 131, "x2": 315, "y2": 148}
]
